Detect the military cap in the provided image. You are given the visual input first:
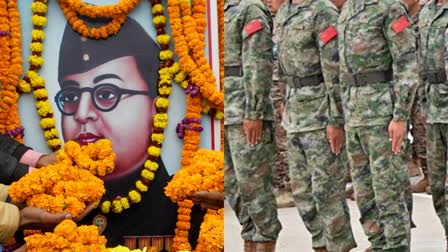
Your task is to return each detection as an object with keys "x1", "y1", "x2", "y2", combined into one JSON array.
[{"x1": 58, "y1": 16, "x2": 160, "y2": 98}]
